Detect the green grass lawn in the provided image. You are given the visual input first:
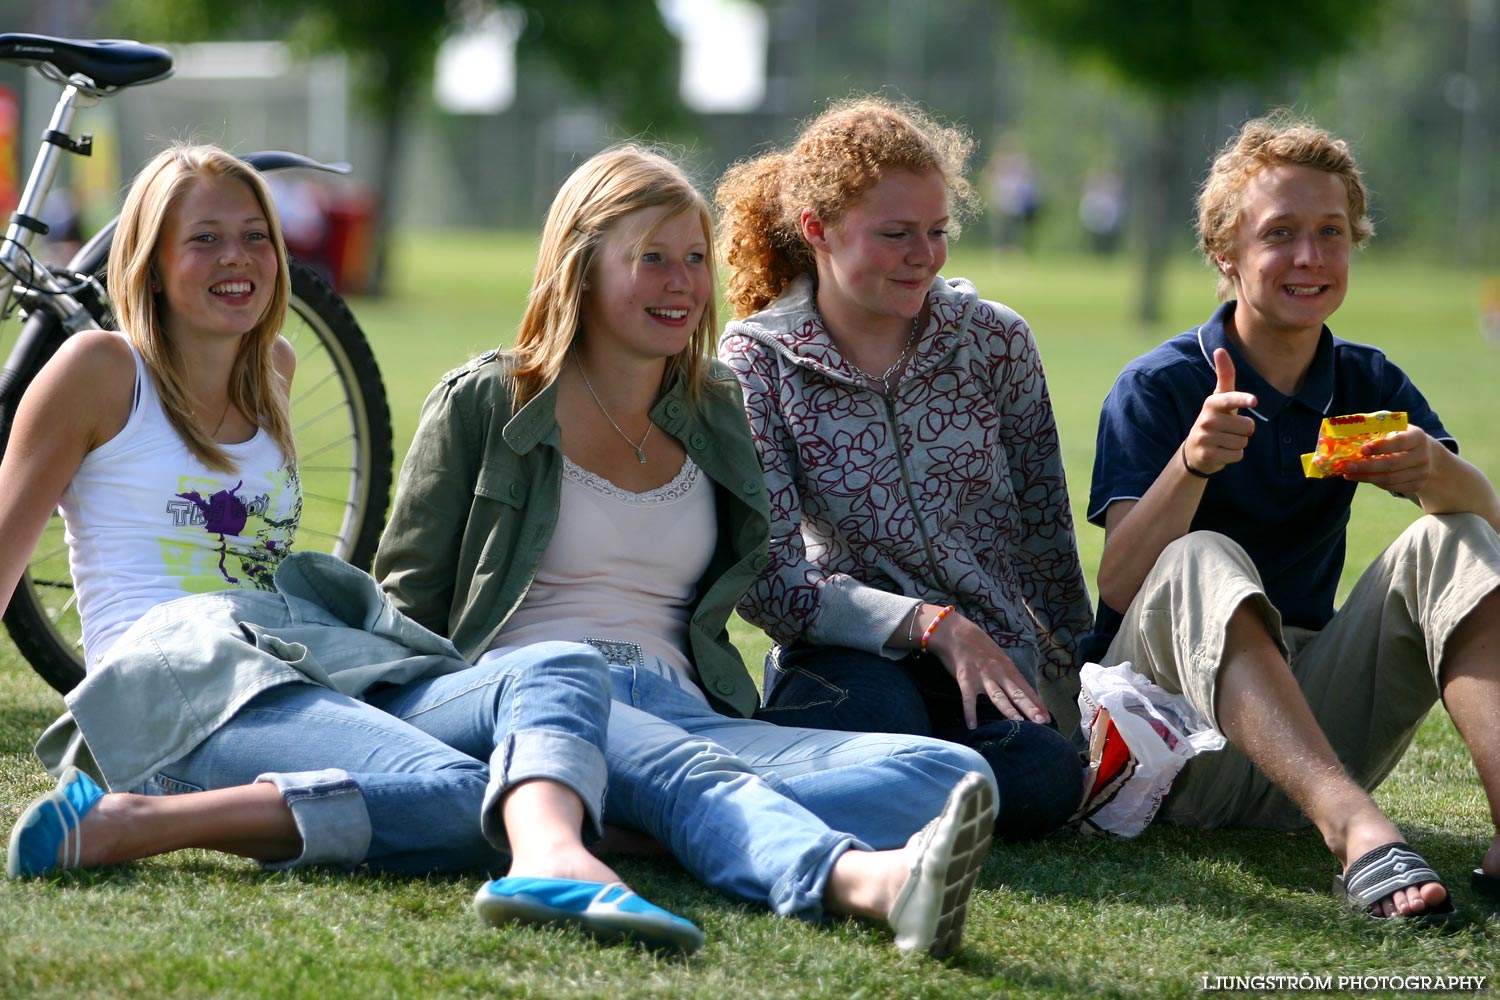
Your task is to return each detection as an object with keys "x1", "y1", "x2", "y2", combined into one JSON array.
[{"x1": 2, "y1": 236, "x2": 1497, "y2": 999}]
